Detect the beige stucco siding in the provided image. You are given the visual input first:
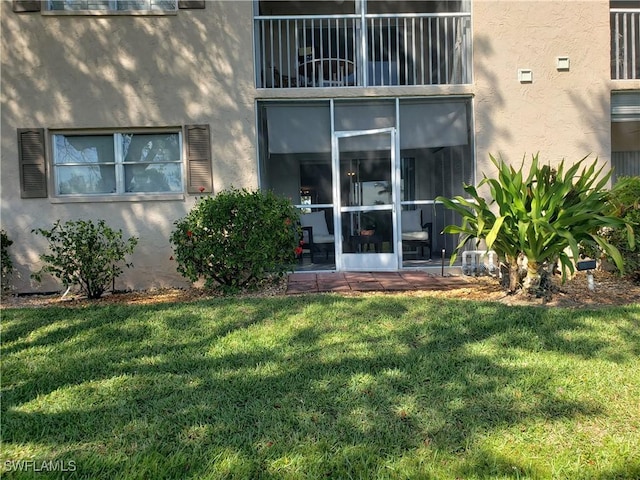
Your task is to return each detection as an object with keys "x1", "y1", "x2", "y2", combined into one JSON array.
[
  {"x1": 2, "y1": 0, "x2": 638, "y2": 294},
  {"x1": 473, "y1": 0, "x2": 616, "y2": 179},
  {"x1": 1, "y1": 1, "x2": 257, "y2": 293}
]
